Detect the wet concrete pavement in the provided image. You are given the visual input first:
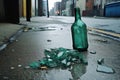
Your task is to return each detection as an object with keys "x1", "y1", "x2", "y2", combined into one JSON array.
[
  {"x1": 0, "y1": 23, "x2": 23, "y2": 49},
  {"x1": 50, "y1": 16, "x2": 120, "y2": 34},
  {"x1": 0, "y1": 17, "x2": 120, "y2": 80}
]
